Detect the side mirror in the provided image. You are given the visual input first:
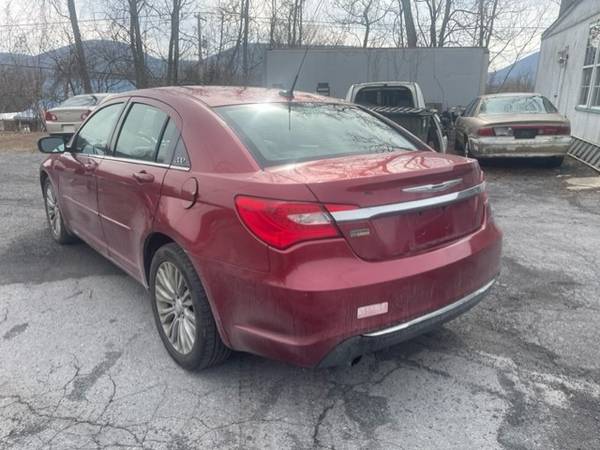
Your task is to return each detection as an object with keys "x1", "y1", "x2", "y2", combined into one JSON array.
[{"x1": 38, "y1": 136, "x2": 66, "y2": 154}]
